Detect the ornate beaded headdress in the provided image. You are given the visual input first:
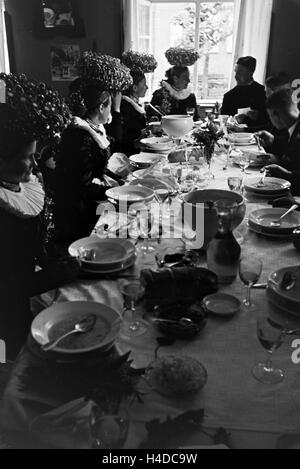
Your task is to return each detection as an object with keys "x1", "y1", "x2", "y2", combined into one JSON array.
[
  {"x1": 0, "y1": 73, "x2": 71, "y2": 146},
  {"x1": 121, "y1": 50, "x2": 158, "y2": 74}
]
